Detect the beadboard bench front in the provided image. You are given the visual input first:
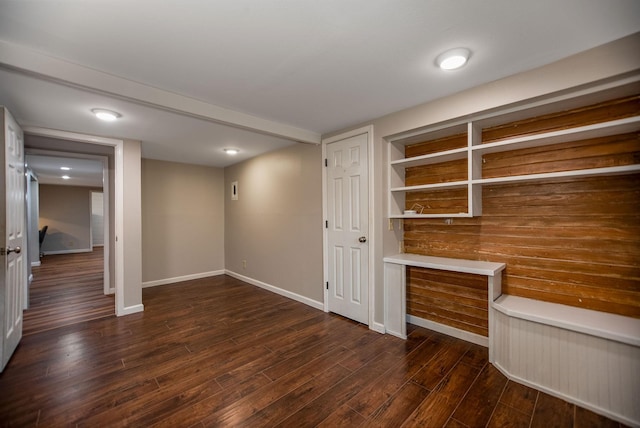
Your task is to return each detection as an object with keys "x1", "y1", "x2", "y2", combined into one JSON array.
[{"x1": 382, "y1": 253, "x2": 506, "y2": 353}]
